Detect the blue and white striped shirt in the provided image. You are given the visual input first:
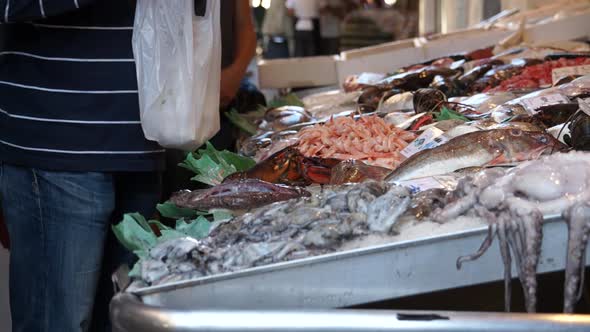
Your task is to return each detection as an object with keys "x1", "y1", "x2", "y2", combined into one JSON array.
[{"x1": 0, "y1": 0, "x2": 165, "y2": 172}]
